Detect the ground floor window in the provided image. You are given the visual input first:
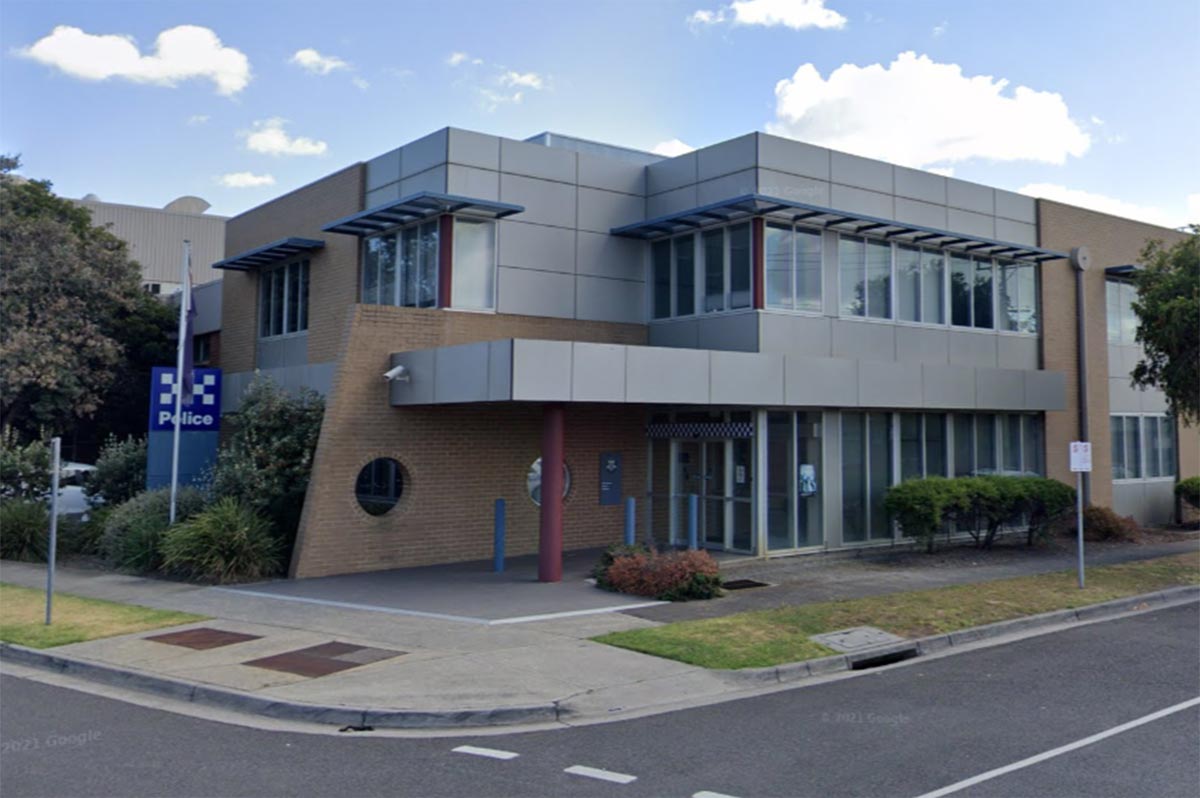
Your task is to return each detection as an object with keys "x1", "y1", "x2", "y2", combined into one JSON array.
[
  {"x1": 1112, "y1": 414, "x2": 1175, "y2": 480},
  {"x1": 952, "y1": 413, "x2": 1043, "y2": 477},
  {"x1": 767, "y1": 411, "x2": 824, "y2": 550},
  {"x1": 842, "y1": 411, "x2": 893, "y2": 543}
]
